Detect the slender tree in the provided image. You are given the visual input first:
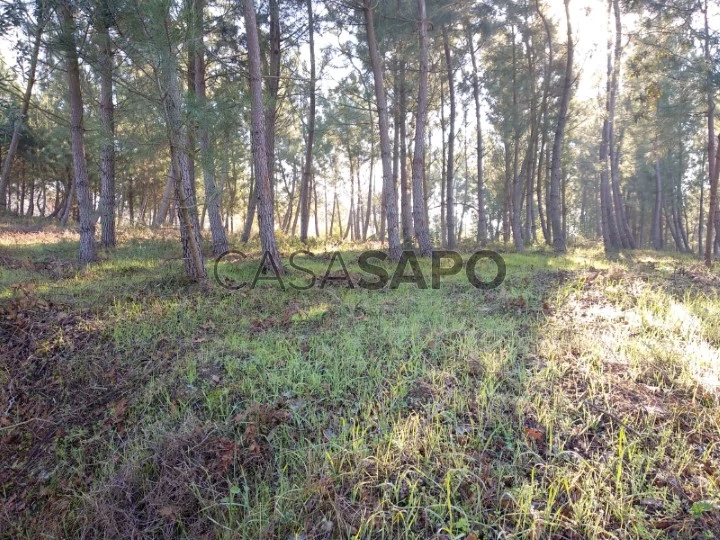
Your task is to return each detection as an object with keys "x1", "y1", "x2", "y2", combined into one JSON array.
[
  {"x1": 362, "y1": 0, "x2": 401, "y2": 261},
  {"x1": 60, "y1": 0, "x2": 95, "y2": 265},
  {"x1": 442, "y1": 27, "x2": 457, "y2": 250},
  {"x1": 300, "y1": 0, "x2": 316, "y2": 244},
  {"x1": 411, "y1": 0, "x2": 433, "y2": 256},
  {"x1": 244, "y1": 0, "x2": 283, "y2": 271},
  {"x1": 194, "y1": 0, "x2": 228, "y2": 256},
  {"x1": 95, "y1": 2, "x2": 116, "y2": 248},
  {"x1": 548, "y1": 0, "x2": 573, "y2": 253}
]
